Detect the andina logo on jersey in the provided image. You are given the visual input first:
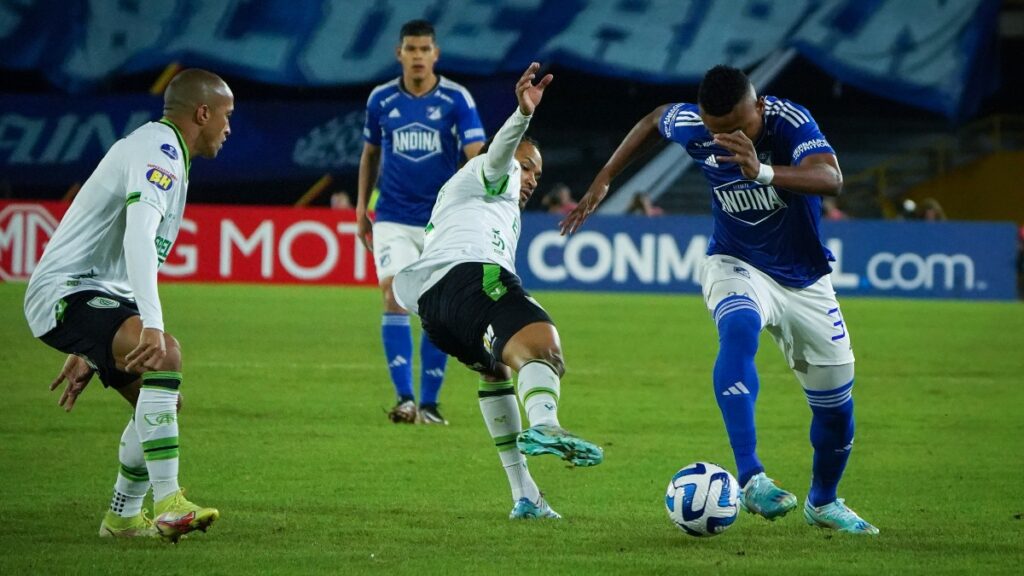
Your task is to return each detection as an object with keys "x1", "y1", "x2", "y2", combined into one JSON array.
[
  {"x1": 392, "y1": 122, "x2": 442, "y2": 162},
  {"x1": 713, "y1": 180, "x2": 786, "y2": 225},
  {"x1": 145, "y1": 165, "x2": 175, "y2": 191}
]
